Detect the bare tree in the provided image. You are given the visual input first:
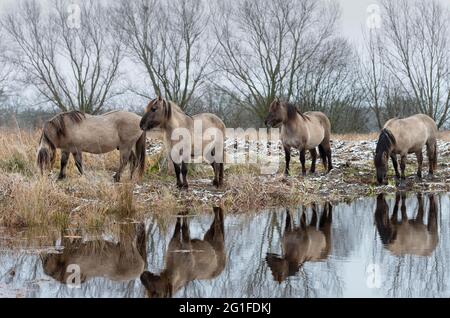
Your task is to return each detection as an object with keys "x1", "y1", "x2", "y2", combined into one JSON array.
[
  {"x1": 213, "y1": 0, "x2": 340, "y2": 122},
  {"x1": 360, "y1": 27, "x2": 386, "y2": 129},
  {"x1": 1, "y1": 0, "x2": 123, "y2": 114},
  {"x1": 380, "y1": 0, "x2": 450, "y2": 128},
  {"x1": 113, "y1": 0, "x2": 216, "y2": 110}
]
